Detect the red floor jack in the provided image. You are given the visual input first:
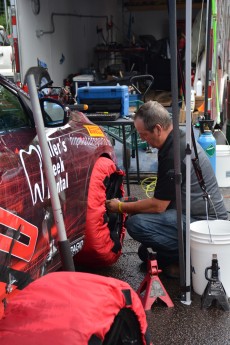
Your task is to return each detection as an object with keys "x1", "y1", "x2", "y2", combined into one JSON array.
[{"x1": 137, "y1": 249, "x2": 174, "y2": 311}]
